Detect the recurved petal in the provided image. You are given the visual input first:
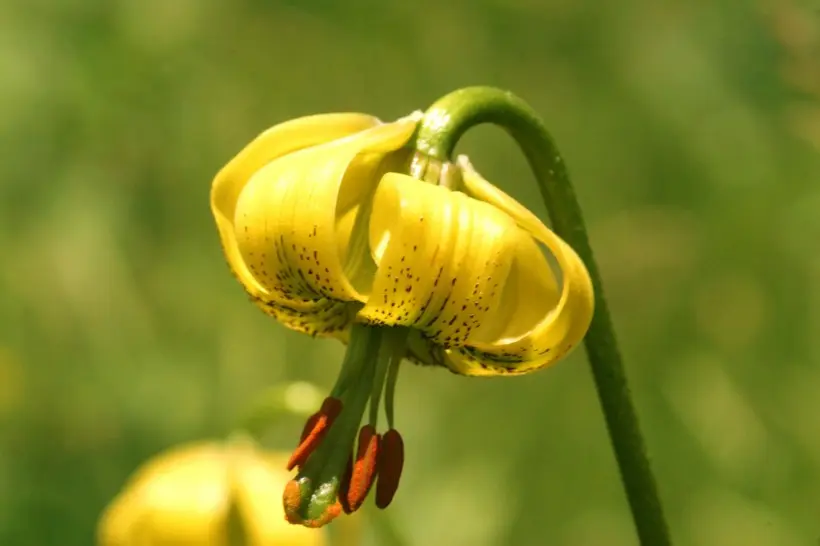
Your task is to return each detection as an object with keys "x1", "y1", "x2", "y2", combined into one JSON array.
[
  {"x1": 336, "y1": 150, "x2": 413, "y2": 301},
  {"x1": 444, "y1": 158, "x2": 595, "y2": 376},
  {"x1": 358, "y1": 173, "x2": 517, "y2": 349},
  {"x1": 233, "y1": 113, "x2": 421, "y2": 308},
  {"x1": 457, "y1": 155, "x2": 550, "y2": 237},
  {"x1": 460, "y1": 227, "x2": 560, "y2": 345},
  {"x1": 212, "y1": 113, "x2": 380, "y2": 306}
]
